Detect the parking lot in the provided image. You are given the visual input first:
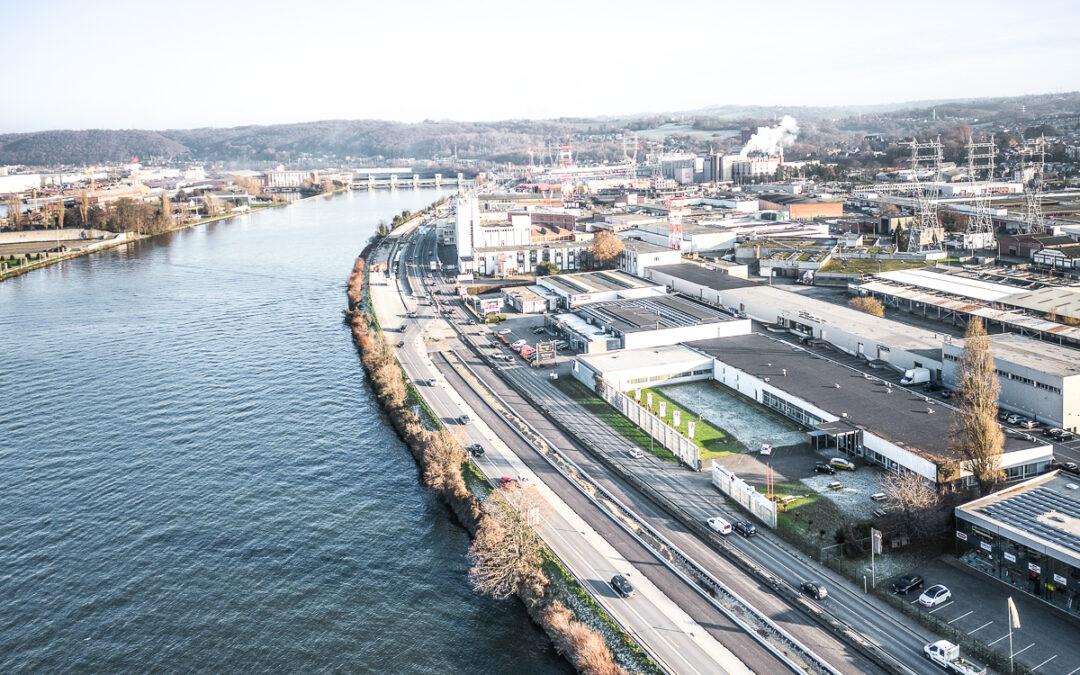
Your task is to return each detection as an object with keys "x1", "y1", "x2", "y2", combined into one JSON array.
[{"x1": 896, "y1": 559, "x2": 1080, "y2": 674}]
